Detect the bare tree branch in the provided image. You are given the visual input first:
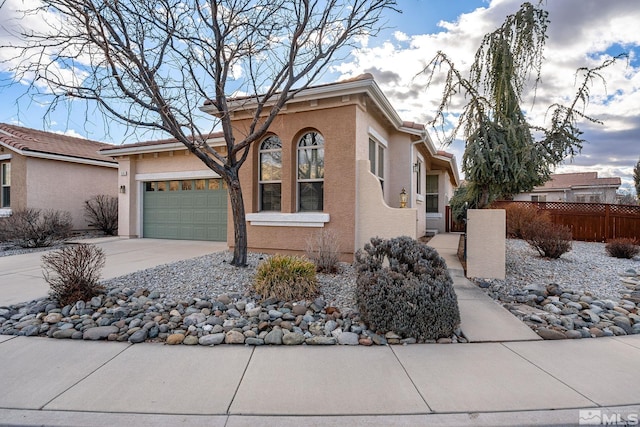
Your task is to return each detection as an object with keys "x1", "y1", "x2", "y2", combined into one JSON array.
[{"x1": 1, "y1": 0, "x2": 398, "y2": 265}]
